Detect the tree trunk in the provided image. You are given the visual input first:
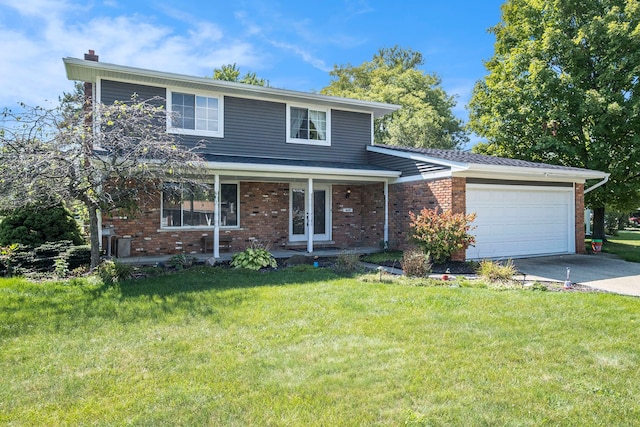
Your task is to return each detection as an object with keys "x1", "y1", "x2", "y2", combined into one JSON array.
[
  {"x1": 592, "y1": 206, "x2": 606, "y2": 241},
  {"x1": 88, "y1": 203, "x2": 101, "y2": 269}
]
